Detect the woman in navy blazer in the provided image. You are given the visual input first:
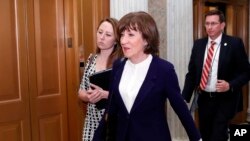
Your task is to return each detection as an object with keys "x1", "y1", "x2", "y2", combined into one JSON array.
[{"x1": 94, "y1": 11, "x2": 201, "y2": 141}]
